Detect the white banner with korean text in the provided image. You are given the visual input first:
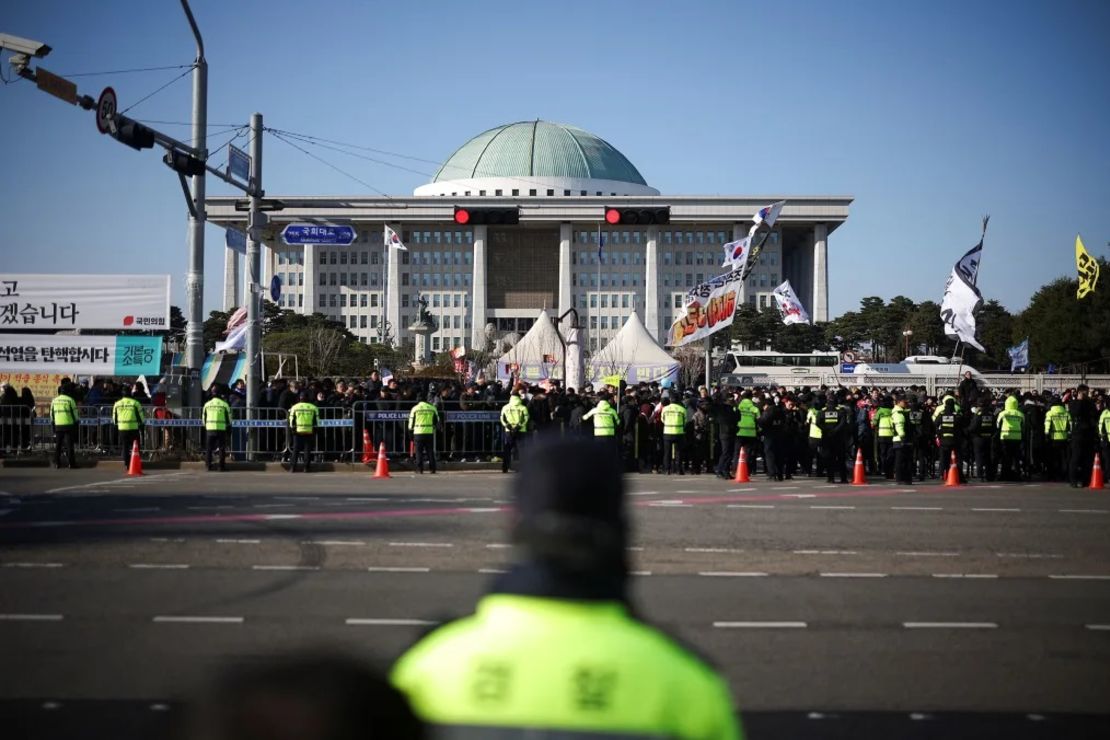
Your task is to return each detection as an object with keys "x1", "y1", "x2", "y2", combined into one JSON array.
[
  {"x1": 0, "y1": 334, "x2": 163, "y2": 376},
  {"x1": 0, "y1": 274, "x2": 170, "y2": 331},
  {"x1": 667, "y1": 267, "x2": 744, "y2": 348}
]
